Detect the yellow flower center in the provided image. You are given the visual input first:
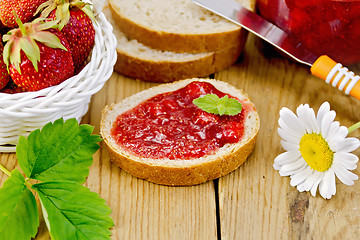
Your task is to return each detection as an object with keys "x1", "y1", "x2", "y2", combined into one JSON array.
[{"x1": 299, "y1": 133, "x2": 334, "y2": 172}]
